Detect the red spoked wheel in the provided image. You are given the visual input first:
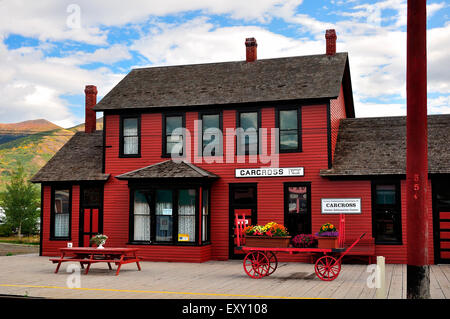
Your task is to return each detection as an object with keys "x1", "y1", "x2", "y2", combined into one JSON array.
[
  {"x1": 314, "y1": 255, "x2": 341, "y2": 281},
  {"x1": 243, "y1": 251, "x2": 270, "y2": 279},
  {"x1": 266, "y1": 251, "x2": 278, "y2": 276}
]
